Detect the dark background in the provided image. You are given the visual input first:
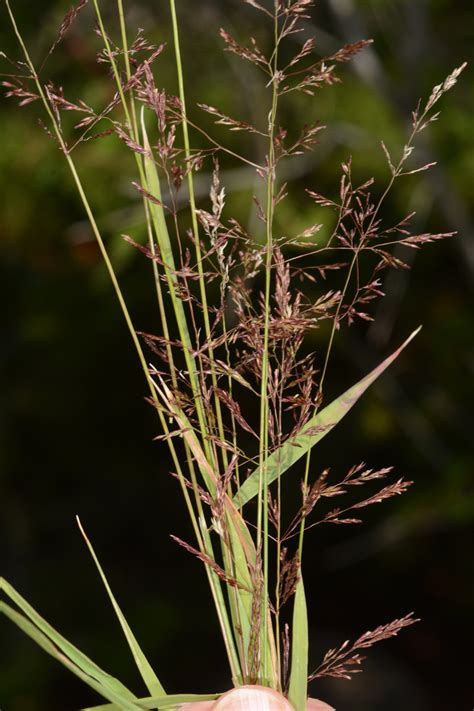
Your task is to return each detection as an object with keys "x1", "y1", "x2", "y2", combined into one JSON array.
[{"x1": 1, "y1": 1, "x2": 473, "y2": 709}]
